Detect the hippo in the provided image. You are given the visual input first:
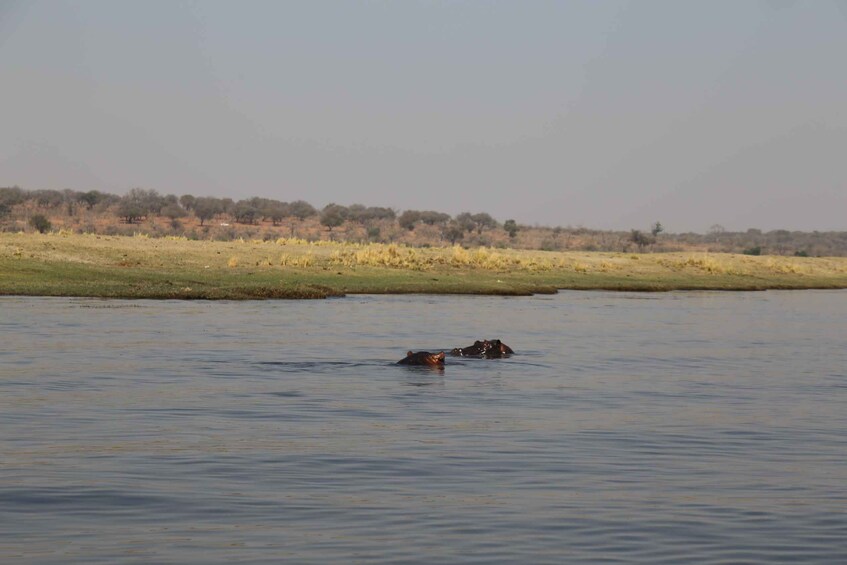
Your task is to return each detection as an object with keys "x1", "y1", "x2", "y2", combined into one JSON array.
[
  {"x1": 450, "y1": 339, "x2": 514, "y2": 358},
  {"x1": 397, "y1": 351, "x2": 446, "y2": 367},
  {"x1": 486, "y1": 339, "x2": 514, "y2": 358},
  {"x1": 450, "y1": 340, "x2": 489, "y2": 357}
]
